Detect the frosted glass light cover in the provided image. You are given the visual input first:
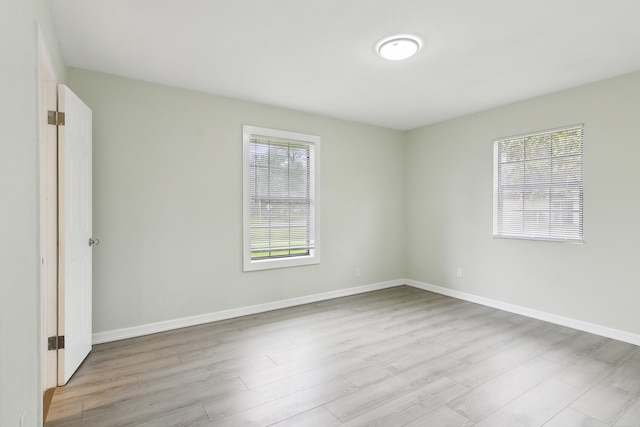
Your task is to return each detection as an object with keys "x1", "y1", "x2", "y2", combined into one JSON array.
[{"x1": 378, "y1": 37, "x2": 420, "y2": 60}]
